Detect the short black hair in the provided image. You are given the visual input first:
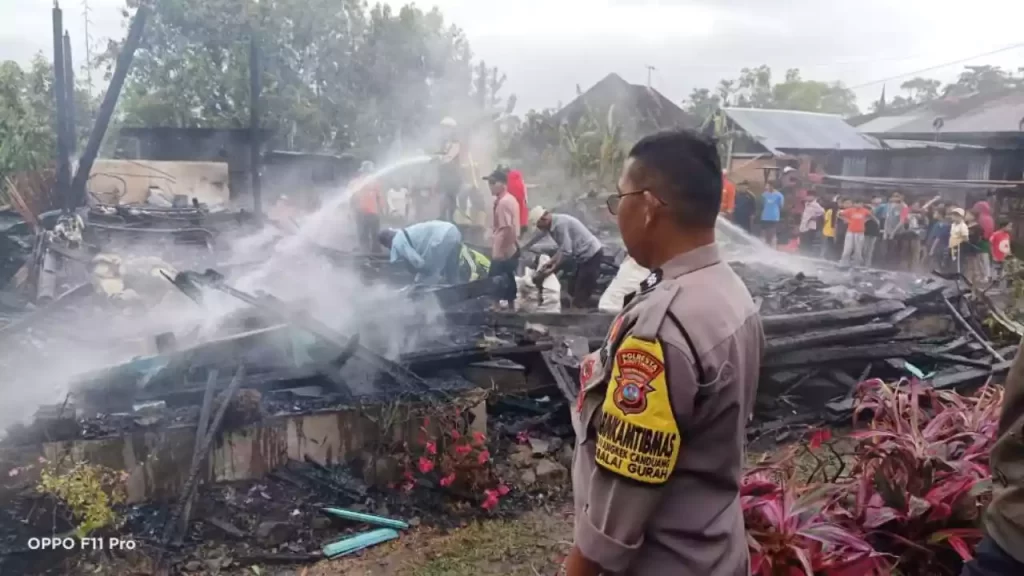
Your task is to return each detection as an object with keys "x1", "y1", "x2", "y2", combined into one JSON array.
[
  {"x1": 627, "y1": 129, "x2": 721, "y2": 228},
  {"x1": 378, "y1": 229, "x2": 397, "y2": 248}
]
